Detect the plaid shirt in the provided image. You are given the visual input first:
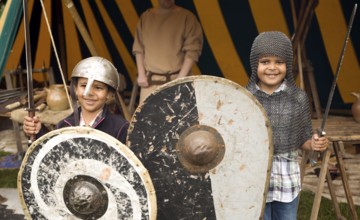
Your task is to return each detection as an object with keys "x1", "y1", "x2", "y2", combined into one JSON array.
[{"x1": 266, "y1": 150, "x2": 301, "y2": 203}]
